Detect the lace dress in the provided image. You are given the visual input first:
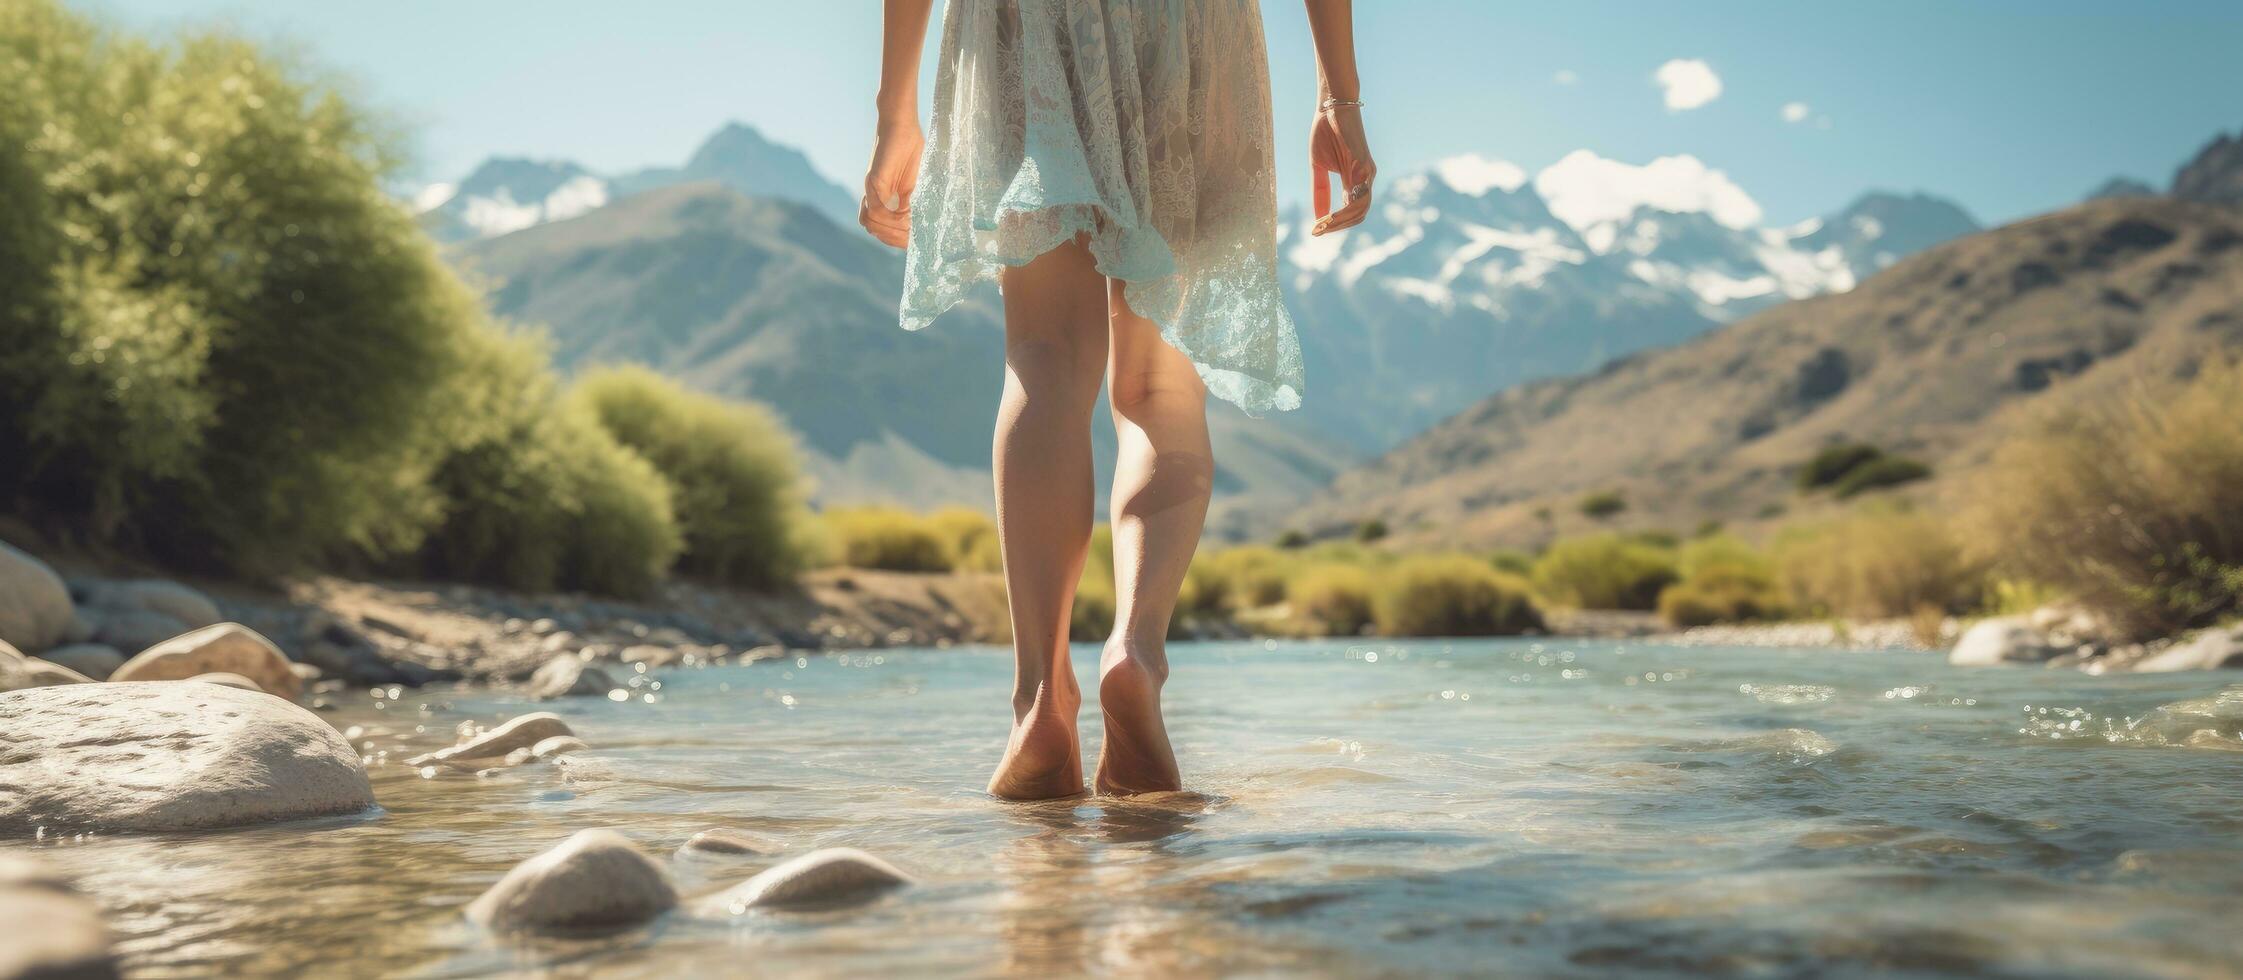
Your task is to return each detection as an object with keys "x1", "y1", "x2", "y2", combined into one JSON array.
[{"x1": 900, "y1": 0, "x2": 1303, "y2": 414}]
